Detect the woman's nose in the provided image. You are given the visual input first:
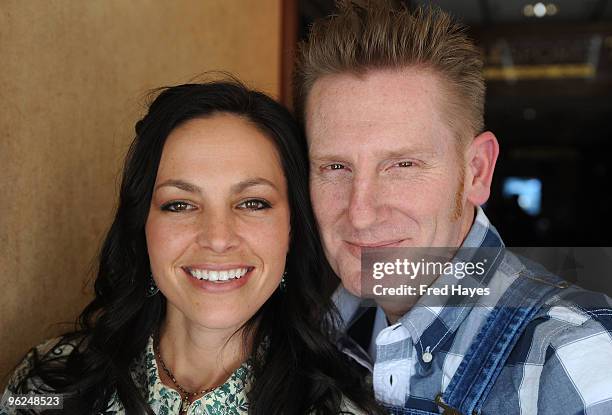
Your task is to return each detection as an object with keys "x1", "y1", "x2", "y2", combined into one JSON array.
[{"x1": 195, "y1": 211, "x2": 240, "y2": 253}]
